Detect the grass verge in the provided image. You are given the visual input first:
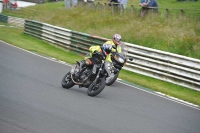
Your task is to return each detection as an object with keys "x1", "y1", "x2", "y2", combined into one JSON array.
[{"x1": 2, "y1": 2, "x2": 200, "y2": 59}]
